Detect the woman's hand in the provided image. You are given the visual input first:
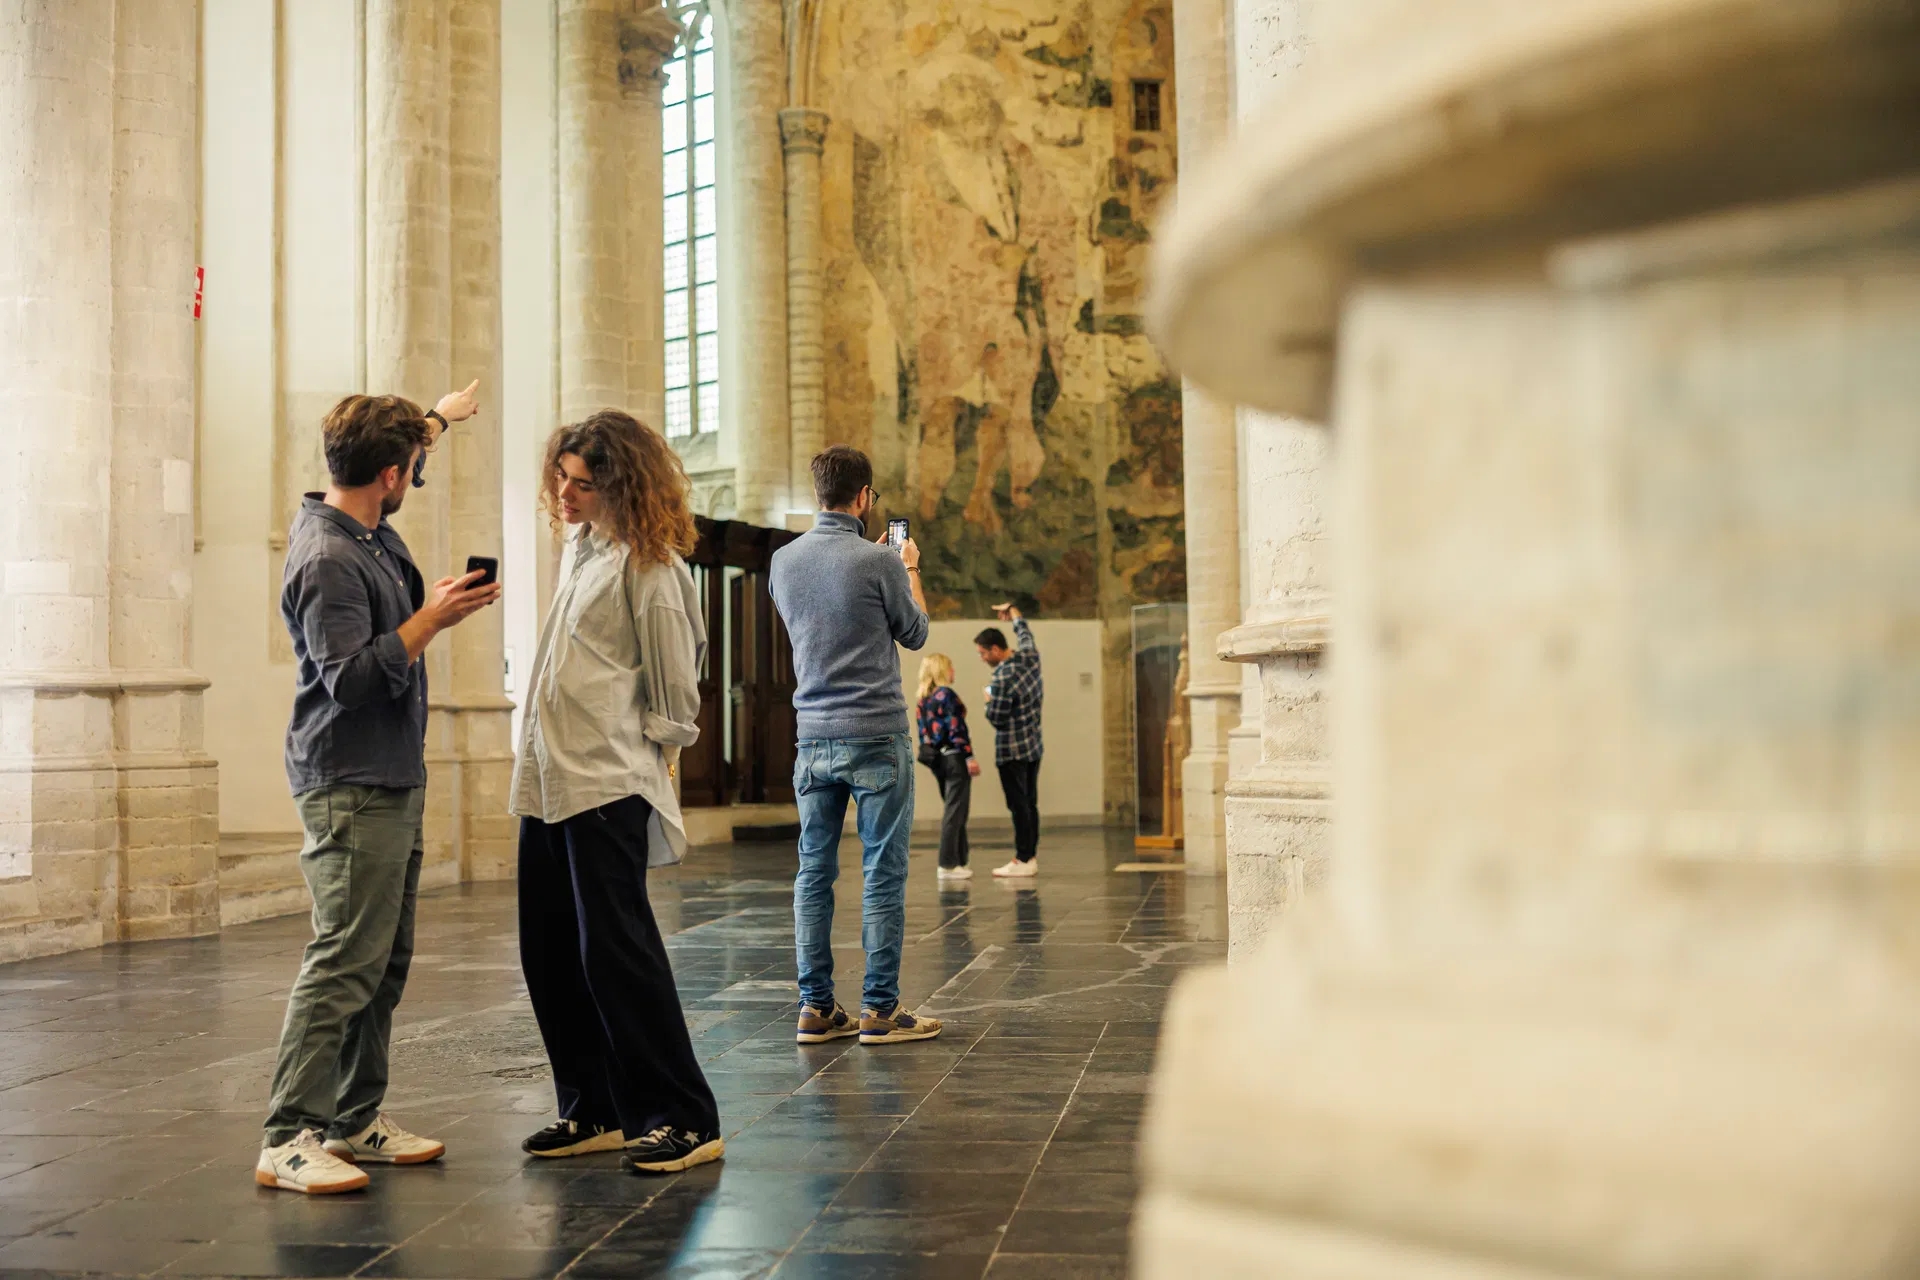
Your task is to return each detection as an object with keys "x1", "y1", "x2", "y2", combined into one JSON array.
[{"x1": 966, "y1": 757, "x2": 981, "y2": 777}]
